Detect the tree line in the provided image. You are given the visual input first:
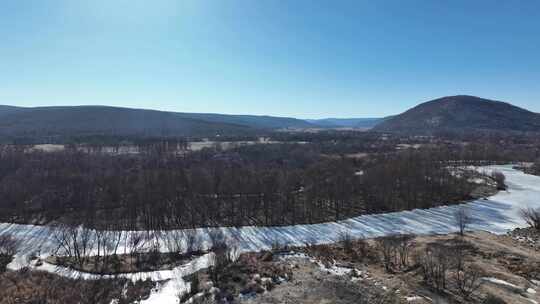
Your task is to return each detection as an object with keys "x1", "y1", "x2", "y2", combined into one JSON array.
[{"x1": 0, "y1": 142, "x2": 495, "y2": 230}]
